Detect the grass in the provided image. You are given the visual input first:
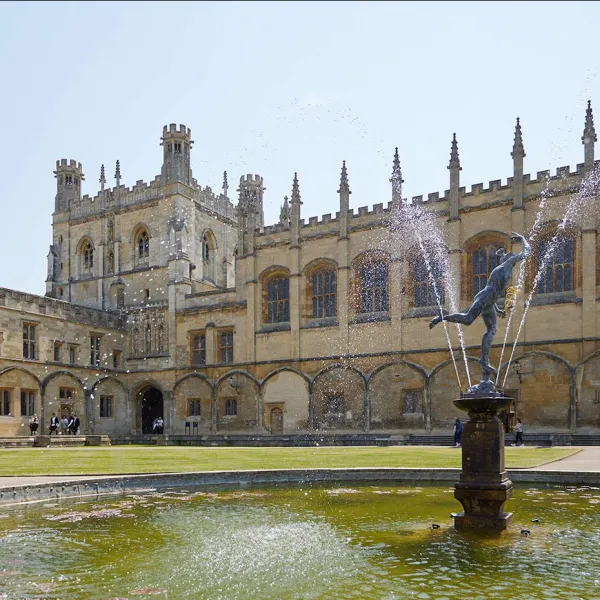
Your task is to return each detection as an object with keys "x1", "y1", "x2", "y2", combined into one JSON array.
[{"x1": 0, "y1": 446, "x2": 580, "y2": 477}]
